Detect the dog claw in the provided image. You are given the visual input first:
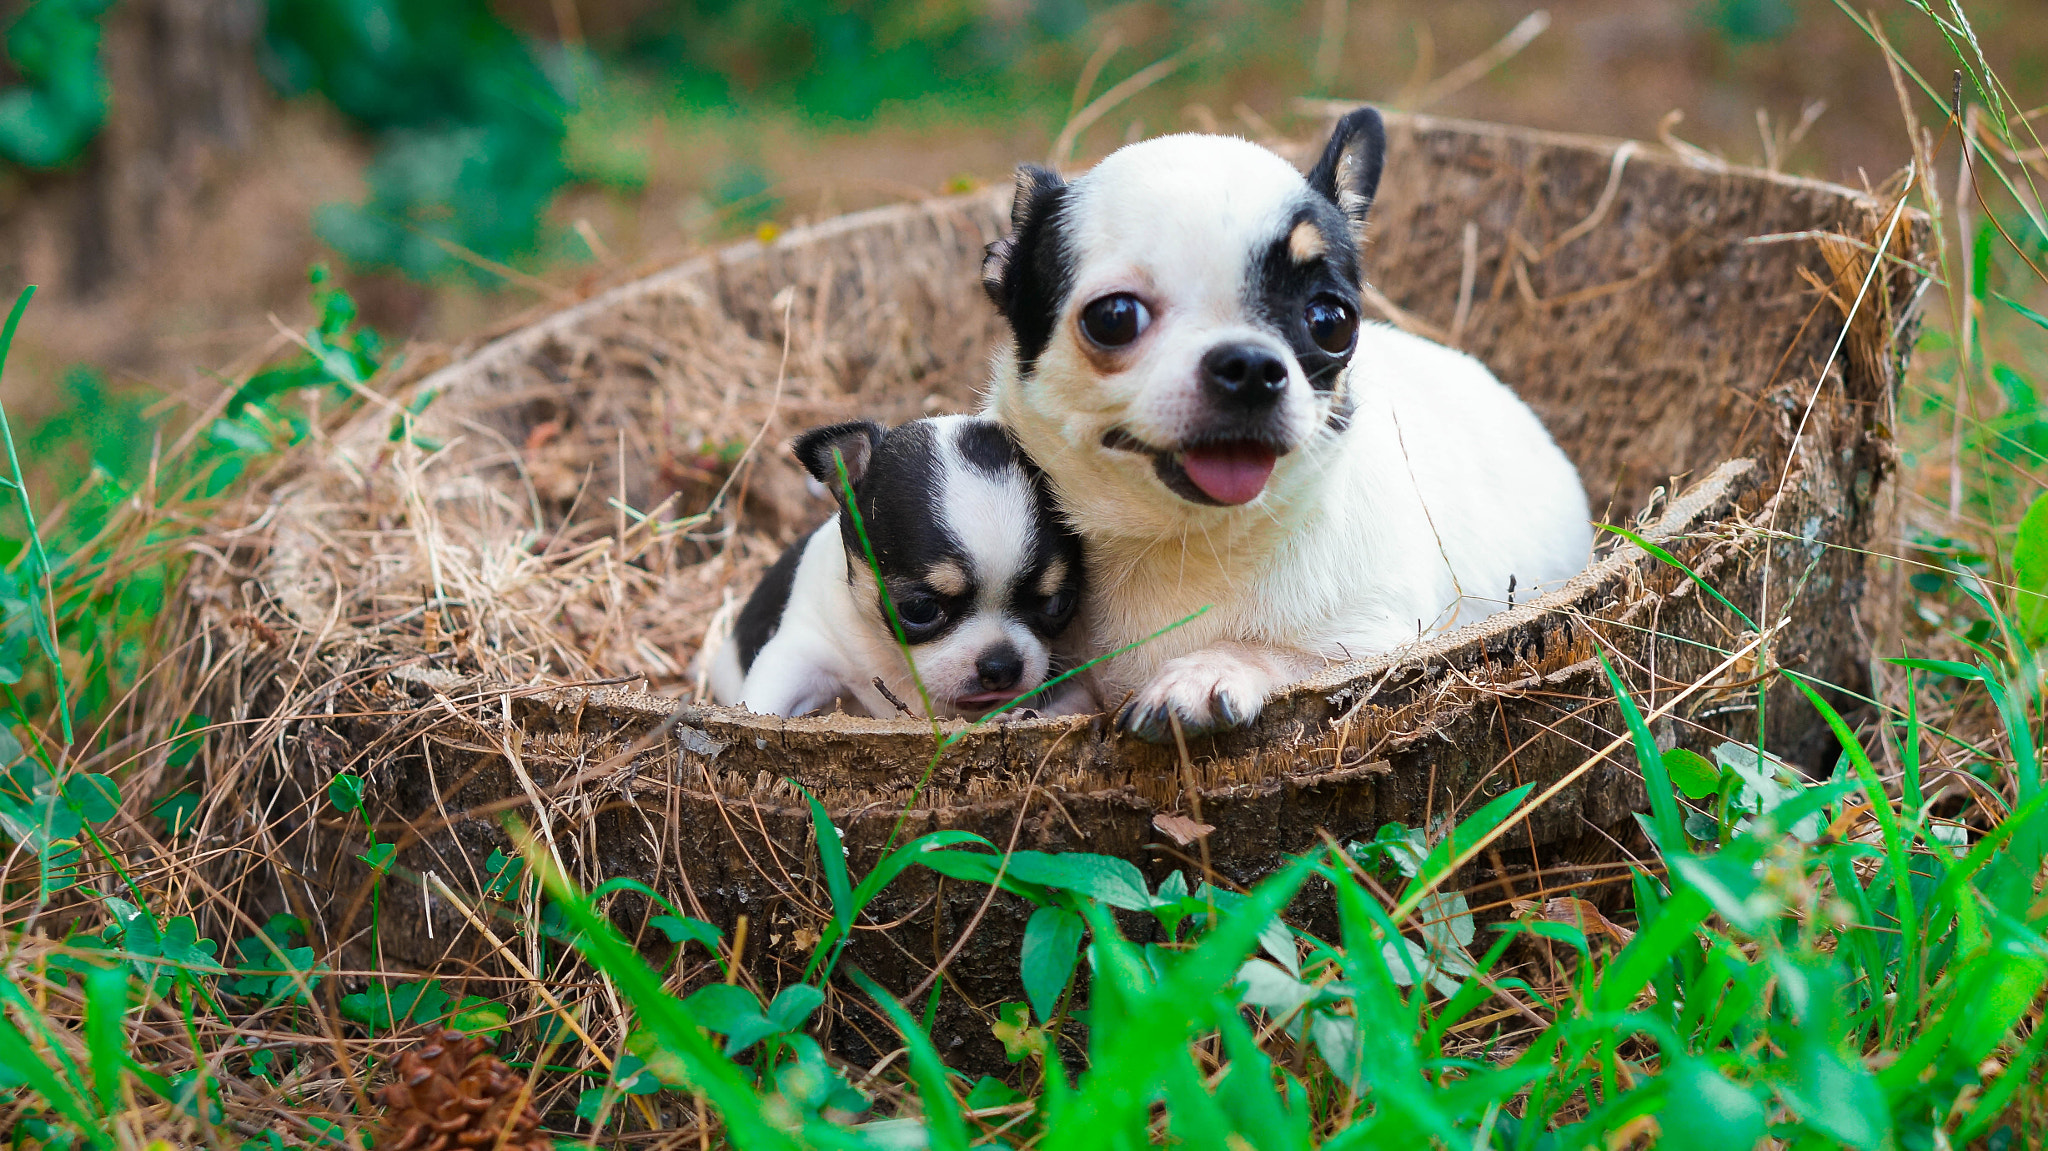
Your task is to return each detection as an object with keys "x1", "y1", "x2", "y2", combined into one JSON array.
[
  {"x1": 1117, "y1": 674, "x2": 1267, "y2": 743},
  {"x1": 1214, "y1": 693, "x2": 1245, "y2": 729}
]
